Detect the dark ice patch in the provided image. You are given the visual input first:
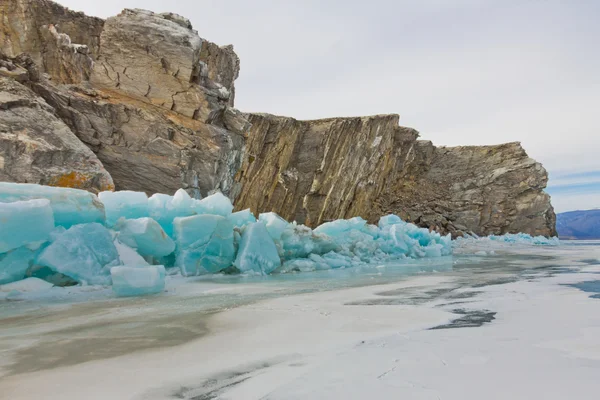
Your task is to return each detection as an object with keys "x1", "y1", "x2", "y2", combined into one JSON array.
[
  {"x1": 430, "y1": 308, "x2": 496, "y2": 330},
  {"x1": 471, "y1": 276, "x2": 518, "y2": 288},
  {"x1": 565, "y1": 280, "x2": 600, "y2": 299},
  {"x1": 579, "y1": 259, "x2": 600, "y2": 265},
  {"x1": 165, "y1": 357, "x2": 292, "y2": 400}
]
